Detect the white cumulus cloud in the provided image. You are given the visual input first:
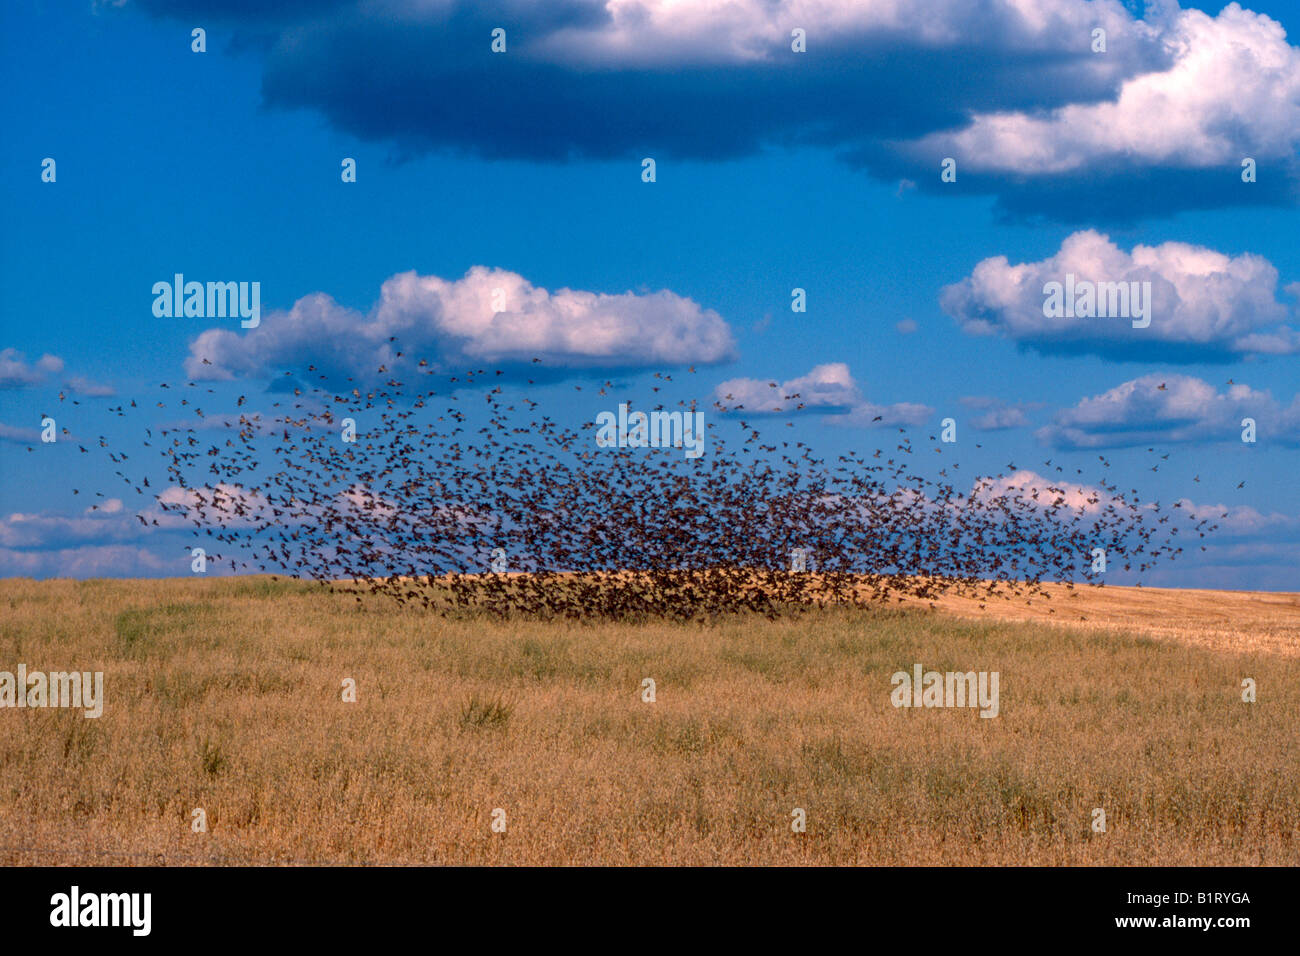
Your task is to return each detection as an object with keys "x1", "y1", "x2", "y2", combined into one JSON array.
[
  {"x1": 941, "y1": 230, "x2": 1297, "y2": 359},
  {"x1": 715, "y1": 363, "x2": 931, "y2": 426},
  {"x1": 186, "y1": 266, "x2": 736, "y2": 382},
  {"x1": 1037, "y1": 374, "x2": 1300, "y2": 448},
  {"x1": 908, "y1": 3, "x2": 1300, "y2": 173}
]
